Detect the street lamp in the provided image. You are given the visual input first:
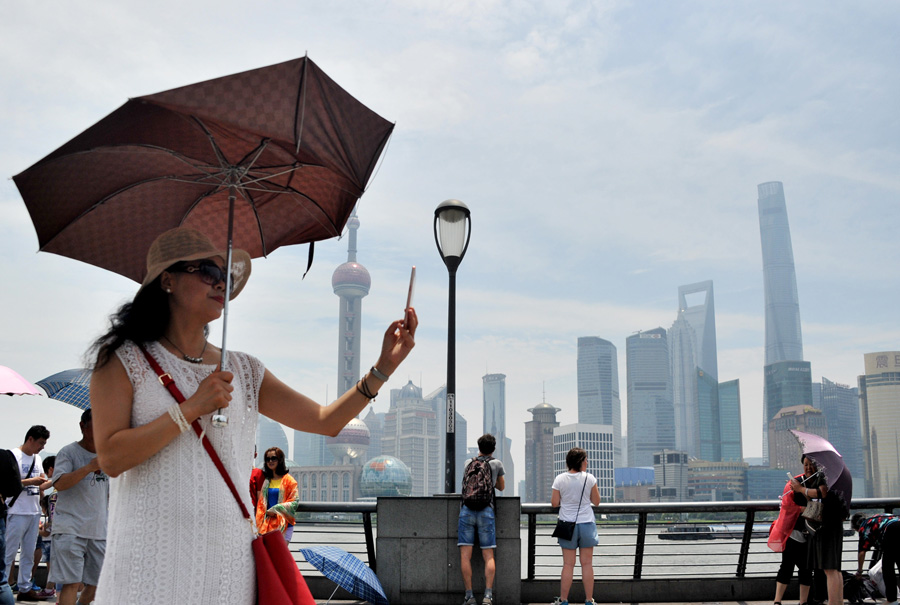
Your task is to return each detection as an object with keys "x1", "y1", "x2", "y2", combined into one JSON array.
[{"x1": 434, "y1": 199, "x2": 472, "y2": 494}]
